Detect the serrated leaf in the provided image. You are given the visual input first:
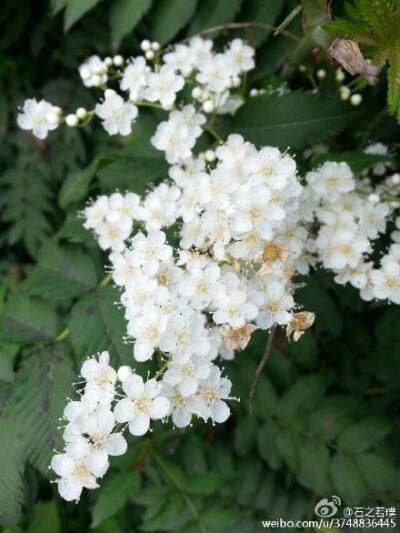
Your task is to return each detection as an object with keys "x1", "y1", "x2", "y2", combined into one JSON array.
[
  {"x1": 111, "y1": 0, "x2": 152, "y2": 49},
  {"x1": 0, "y1": 415, "x2": 24, "y2": 526},
  {"x1": 140, "y1": 493, "x2": 185, "y2": 531},
  {"x1": 91, "y1": 471, "x2": 140, "y2": 527},
  {"x1": 312, "y1": 151, "x2": 393, "y2": 173},
  {"x1": 0, "y1": 293, "x2": 57, "y2": 343},
  {"x1": 337, "y1": 417, "x2": 390, "y2": 454},
  {"x1": 308, "y1": 395, "x2": 362, "y2": 441},
  {"x1": 277, "y1": 374, "x2": 328, "y2": 423},
  {"x1": 299, "y1": 437, "x2": 331, "y2": 494},
  {"x1": 64, "y1": 0, "x2": 102, "y2": 31},
  {"x1": 296, "y1": 276, "x2": 342, "y2": 337},
  {"x1": 11, "y1": 345, "x2": 74, "y2": 475},
  {"x1": 26, "y1": 501, "x2": 60, "y2": 533},
  {"x1": 331, "y1": 452, "x2": 366, "y2": 505},
  {"x1": 24, "y1": 242, "x2": 98, "y2": 301},
  {"x1": 186, "y1": 472, "x2": 230, "y2": 496},
  {"x1": 97, "y1": 137, "x2": 168, "y2": 194},
  {"x1": 0, "y1": 342, "x2": 18, "y2": 383},
  {"x1": 151, "y1": 0, "x2": 197, "y2": 46},
  {"x1": 69, "y1": 286, "x2": 132, "y2": 364},
  {"x1": 201, "y1": 507, "x2": 242, "y2": 529},
  {"x1": 276, "y1": 429, "x2": 302, "y2": 473},
  {"x1": 234, "y1": 417, "x2": 258, "y2": 455},
  {"x1": 356, "y1": 453, "x2": 396, "y2": 493},
  {"x1": 232, "y1": 92, "x2": 360, "y2": 150},
  {"x1": 257, "y1": 421, "x2": 282, "y2": 470},
  {"x1": 59, "y1": 157, "x2": 103, "y2": 209},
  {"x1": 187, "y1": 0, "x2": 242, "y2": 37}
]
